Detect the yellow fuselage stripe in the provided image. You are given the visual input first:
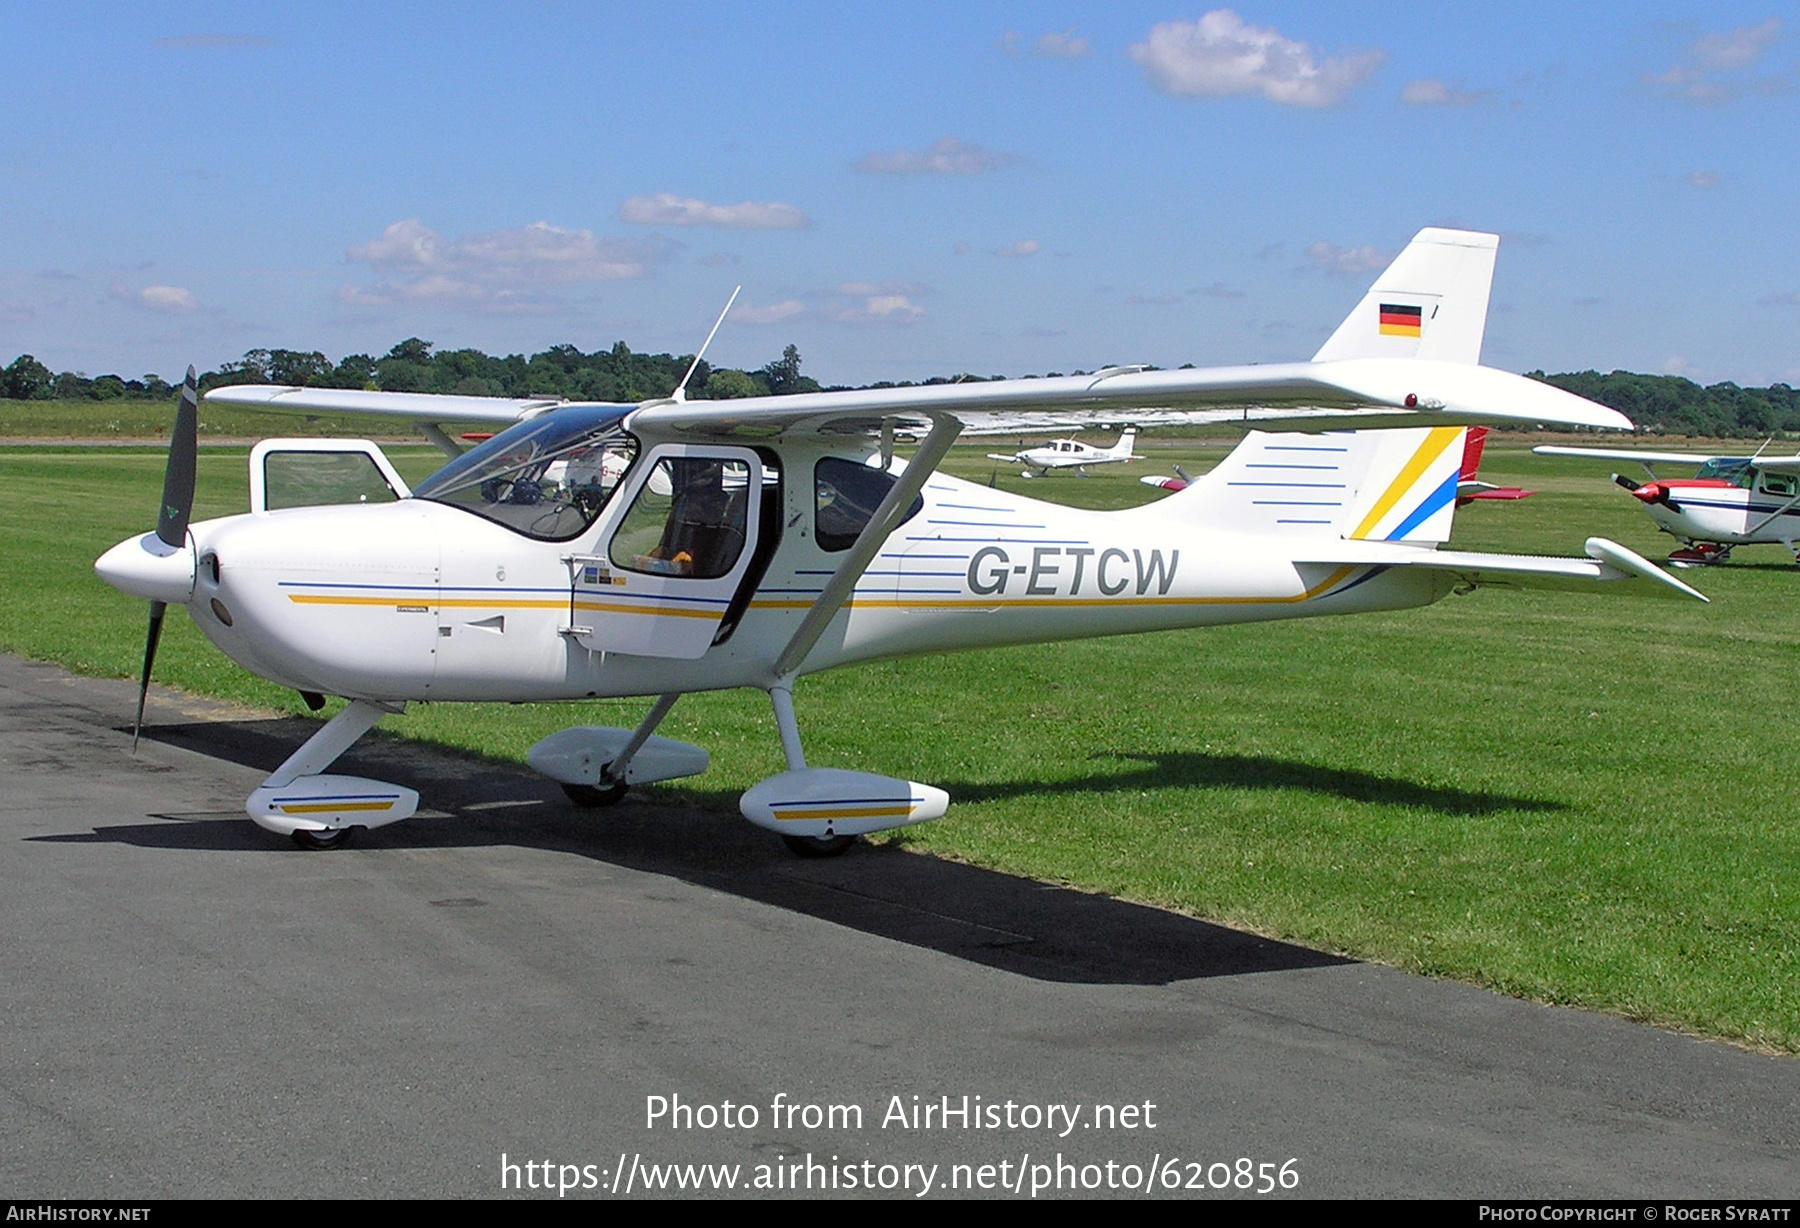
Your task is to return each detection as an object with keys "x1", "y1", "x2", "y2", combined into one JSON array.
[
  {"x1": 285, "y1": 565, "x2": 1365, "y2": 620},
  {"x1": 276, "y1": 801, "x2": 397, "y2": 814}
]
